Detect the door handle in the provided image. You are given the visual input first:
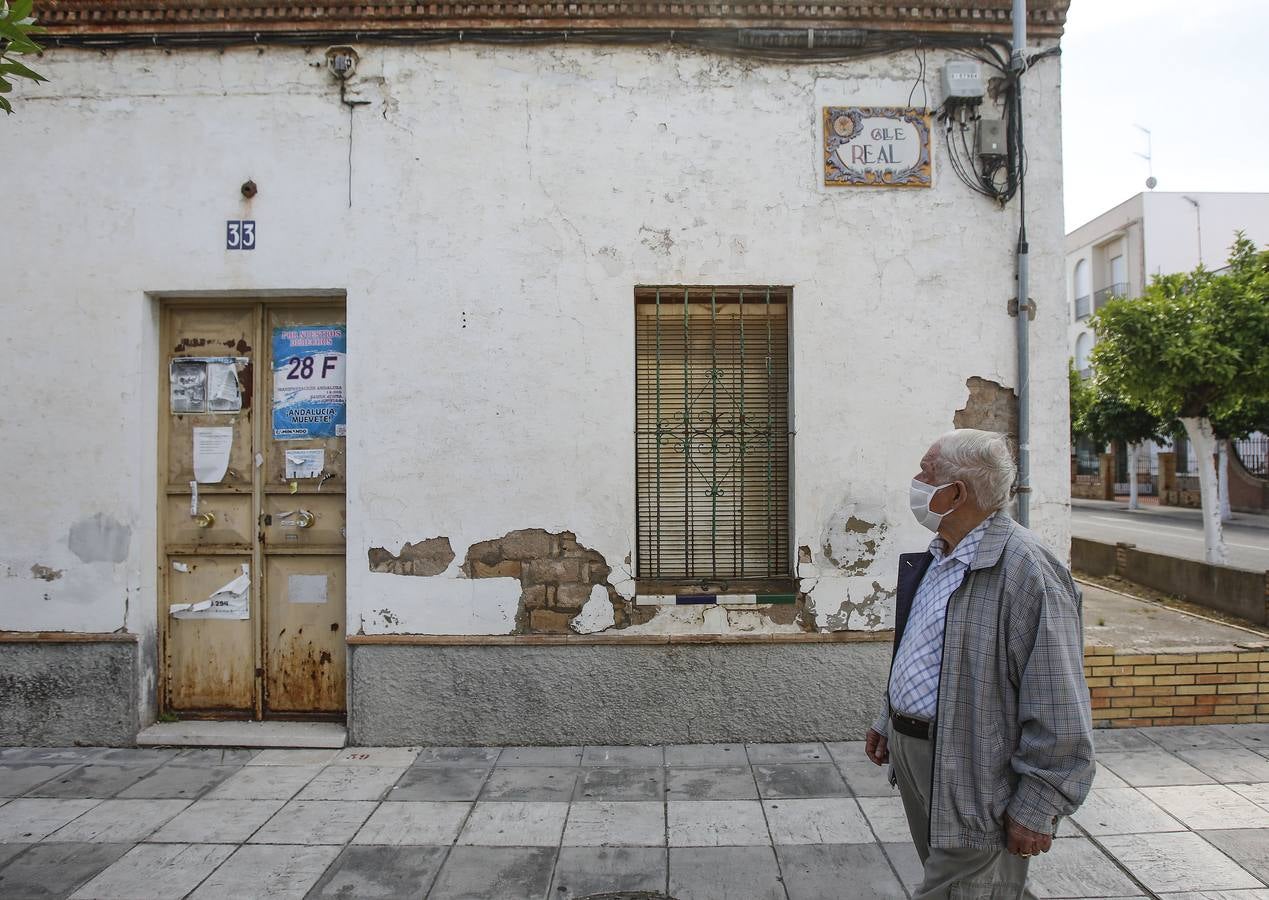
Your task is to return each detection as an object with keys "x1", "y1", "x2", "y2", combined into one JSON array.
[{"x1": 192, "y1": 512, "x2": 216, "y2": 528}]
